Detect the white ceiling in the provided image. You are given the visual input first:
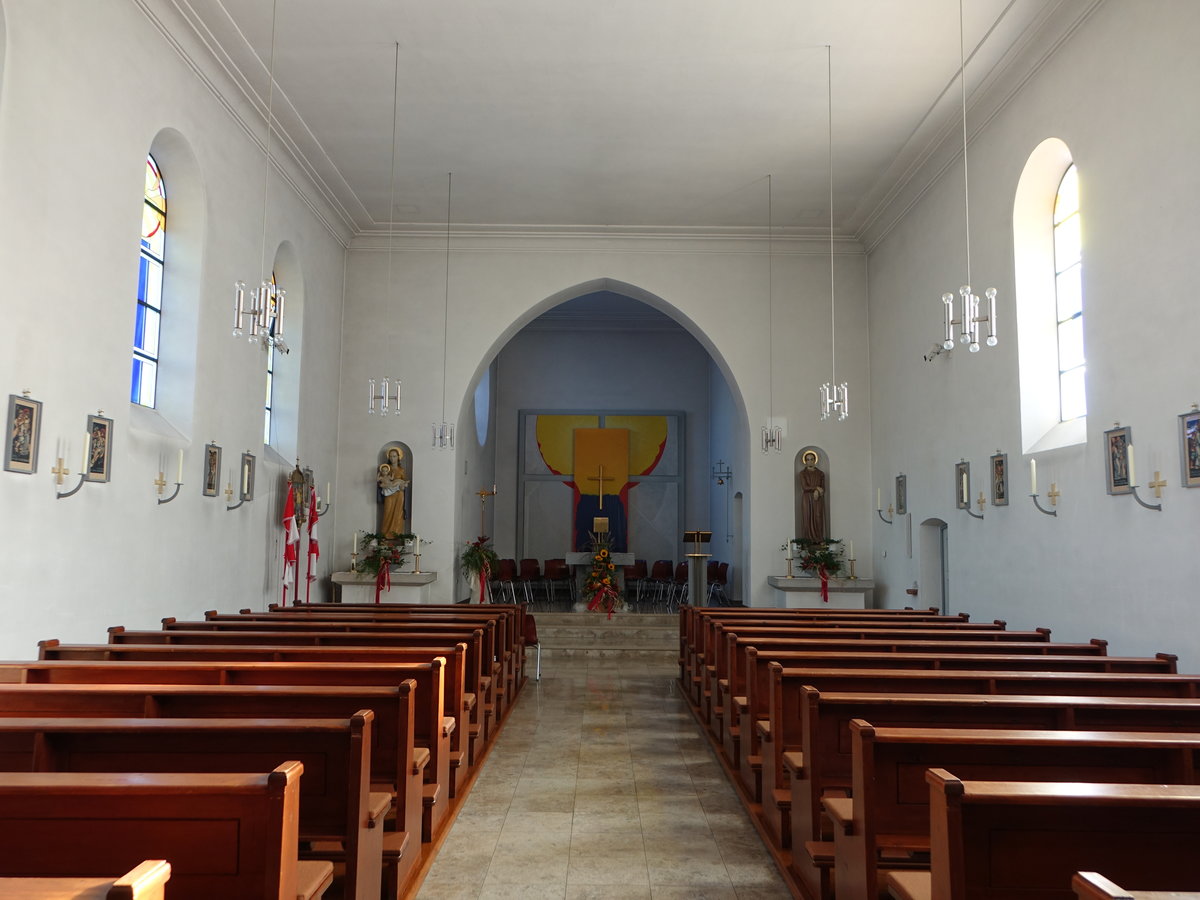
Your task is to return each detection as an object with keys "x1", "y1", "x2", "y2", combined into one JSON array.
[{"x1": 181, "y1": 0, "x2": 1073, "y2": 236}]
